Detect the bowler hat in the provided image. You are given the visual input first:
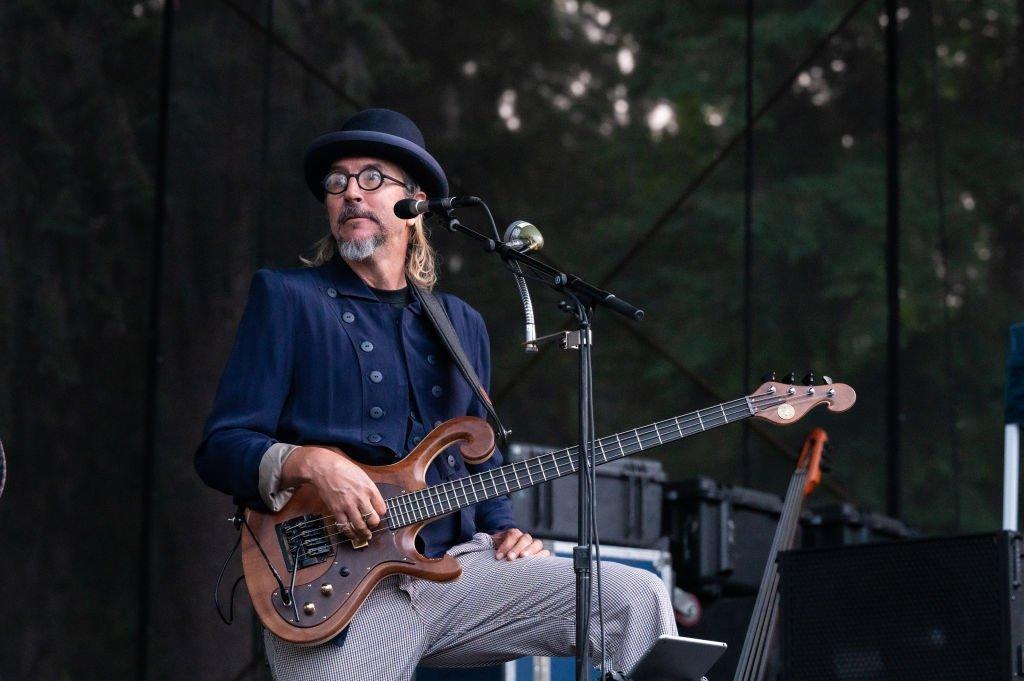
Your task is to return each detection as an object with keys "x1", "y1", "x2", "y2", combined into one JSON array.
[{"x1": 303, "y1": 108, "x2": 448, "y2": 202}]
